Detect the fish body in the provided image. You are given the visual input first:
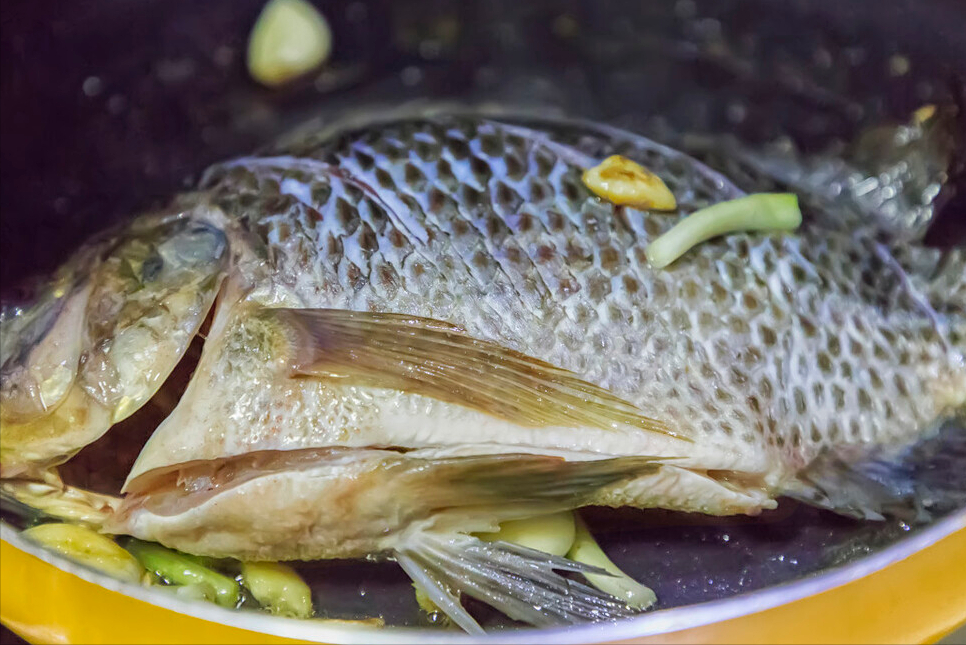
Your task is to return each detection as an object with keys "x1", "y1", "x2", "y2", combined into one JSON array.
[
  {"x1": 128, "y1": 115, "x2": 964, "y2": 508},
  {"x1": 2, "y1": 112, "x2": 964, "y2": 629}
]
